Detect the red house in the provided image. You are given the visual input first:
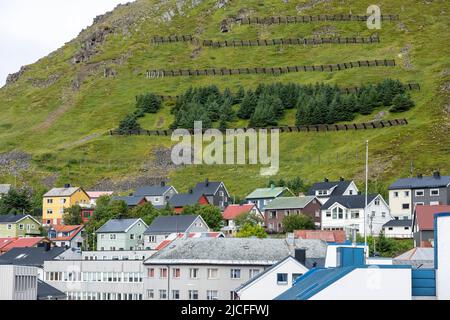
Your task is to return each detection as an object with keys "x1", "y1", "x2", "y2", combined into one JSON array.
[{"x1": 168, "y1": 192, "x2": 210, "y2": 214}]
